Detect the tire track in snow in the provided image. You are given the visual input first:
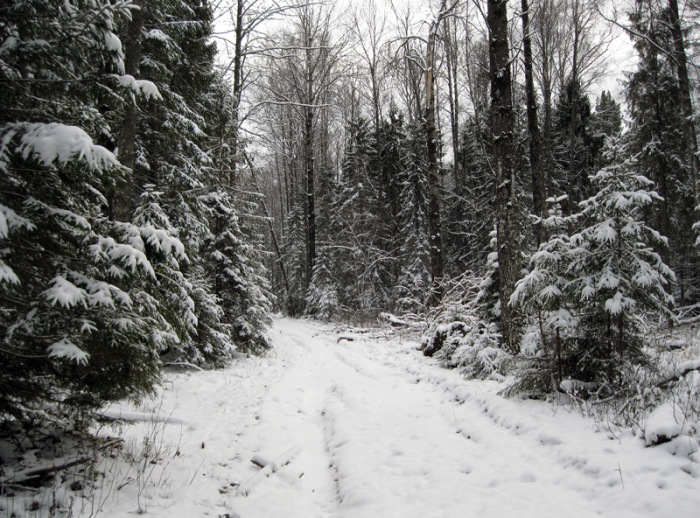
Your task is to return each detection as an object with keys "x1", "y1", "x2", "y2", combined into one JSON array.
[
  {"x1": 261, "y1": 320, "x2": 598, "y2": 517},
  {"x1": 360, "y1": 347, "x2": 623, "y2": 487},
  {"x1": 223, "y1": 318, "x2": 699, "y2": 518},
  {"x1": 225, "y1": 321, "x2": 343, "y2": 518},
  {"x1": 328, "y1": 327, "x2": 700, "y2": 518}
]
